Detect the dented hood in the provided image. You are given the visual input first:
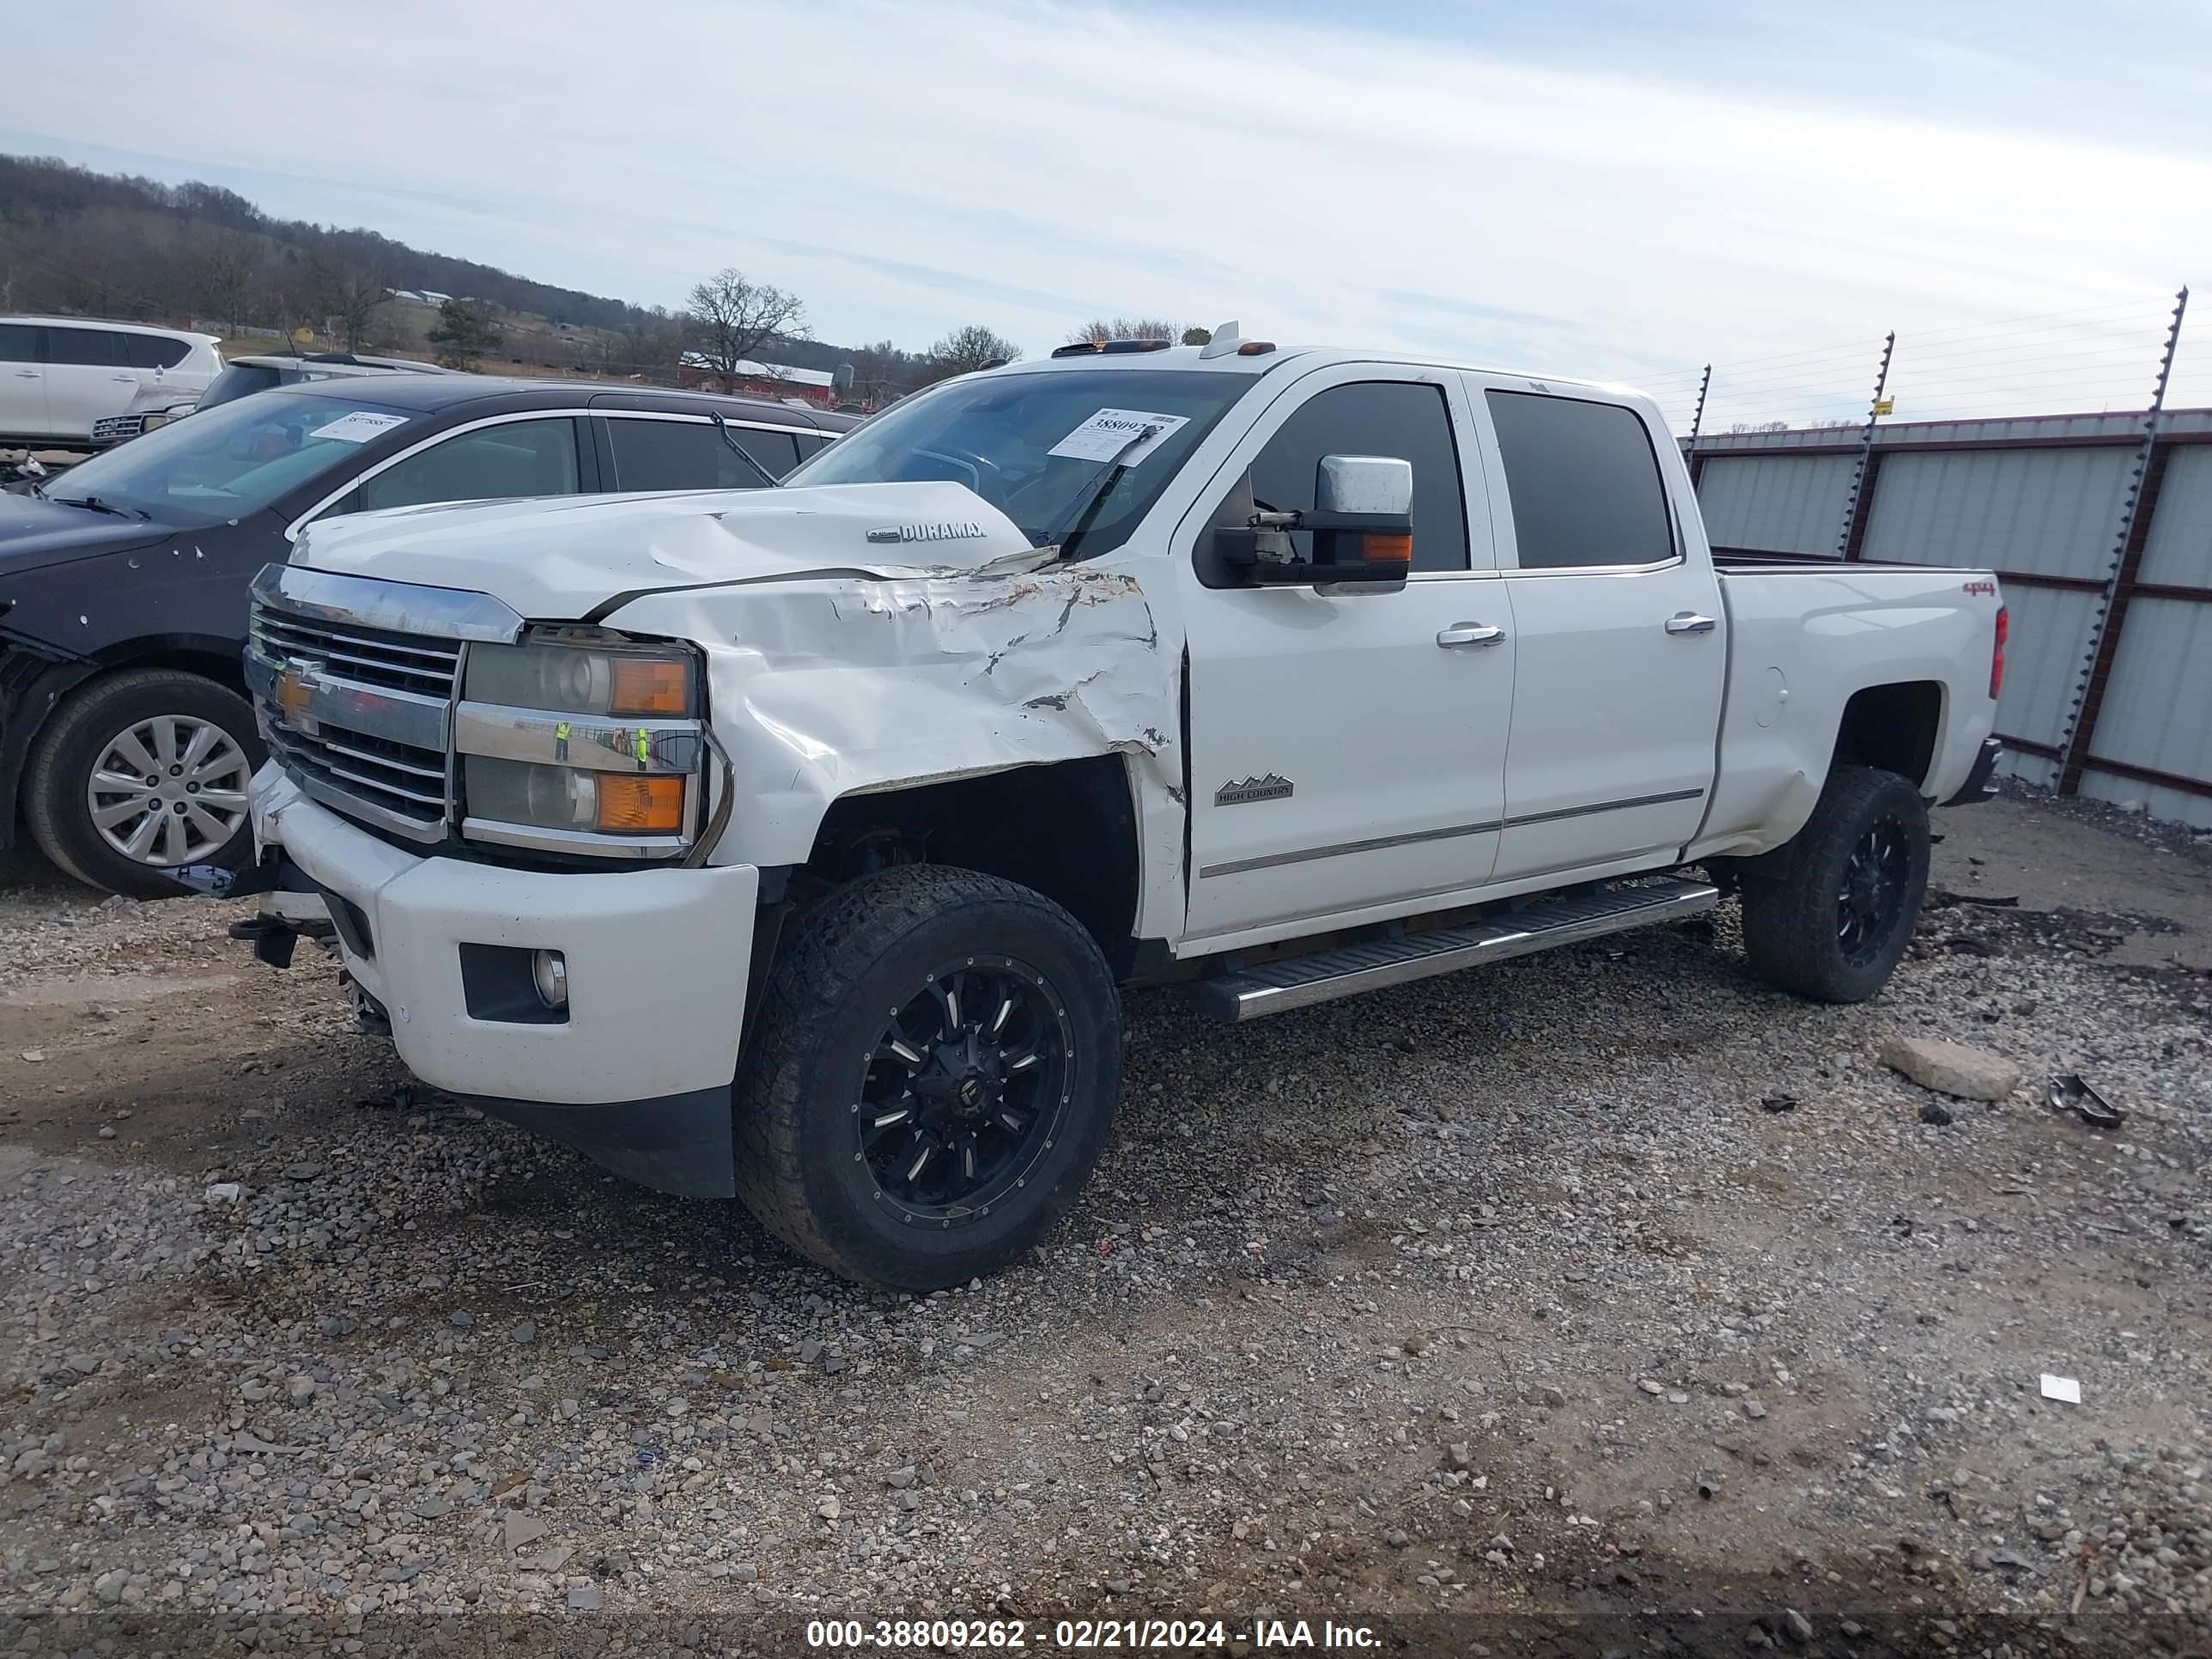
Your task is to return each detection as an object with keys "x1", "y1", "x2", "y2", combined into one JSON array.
[{"x1": 289, "y1": 481, "x2": 1044, "y2": 618}]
